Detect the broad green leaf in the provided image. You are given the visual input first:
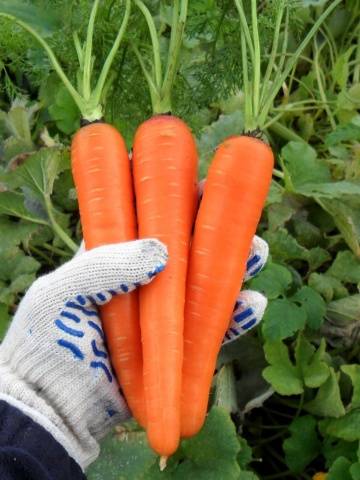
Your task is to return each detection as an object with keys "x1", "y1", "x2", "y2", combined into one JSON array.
[
  {"x1": 309, "y1": 273, "x2": 348, "y2": 302},
  {"x1": 263, "y1": 229, "x2": 308, "y2": 262},
  {"x1": 300, "y1": 181, "x2": 360, "y2": 198},
  {"x1": 283, "y1": 415, "x2": 321, "y2": 473},
  {"x1": 327, "y1": 457, "x2": 352, "y2": 480},
  {"x1": 48, "y1": 86, "x2": 81, "y2": 135},
  {"x1": 87, "y1": 430, "x2": 156, "y2": 480},
  {"x1": 322, "y1": 438, "x2": 358, "y2": 469},
  {"x1": 0, "y1": 247, "x2": 39, "y2": 281},
  {"x1": 12, "y1": 148, "x2": 70, "y2": 200},
  {"x1": 305, "y1": 368, "x2": 345, "y2": 418},
  {"x1": 327, "y1": 295, "x2": 360, "y2": 324},
  {"x1": 237, "y1": 437, "x2": 253, "y2": 470},
  {"x1": 197, "y1": 111, "x2": 244, "y2": 176},
  {"x1": 0, "y1": 191, "x2": 48, "y2": 223},
  {"x1": 295, "y1": 336, "x2": 330, "y2": 388},
  {"x1": 292, "y1": 286, "x2": 326, "y2": 330},
  {"x1": 248, "y1": 263, "x2": 292, "y2": 299},
  {"x1": 326, "y1": 118, "x2": 360, "y2": 146},
  {"x1": 174, "y1": 407, "x2": 241, "y2": 480},
  {"x1": 0, "y1": 217, "x2": 39, "y2": 251},
  {"x1": 263, "y1": 341, "x2": 303, "y2": 395},
  {"x1": 341, "y1": 365, "x2": 360, "y2": 409},
  {"x1": 0, "y1": 0, "x2": 60, "y2": 36},
  {"x1": 318, "y1": 197, "x2": 360, "y2": 257},
  {"x1": 320, "y1": 410, "x2": 360, "y2": 442},
  {"x1": 262, "y1": 299, "x2": 306, "y2": 341},
  {"x1": 327, "y1": 251, "x2": 360, "y2": 284},
  {"x1": 281, "y1": 141, "x2": 331, "y2": 191},
  {"x1": 307, "y1": 247, "x2": 332, "y2": 271},
  {"x1": 266, "y1": 181, "x2": 283, "y2": 205},
  {"x1": 267, "y1": 197, "x2": 296, "y2": 231}
]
